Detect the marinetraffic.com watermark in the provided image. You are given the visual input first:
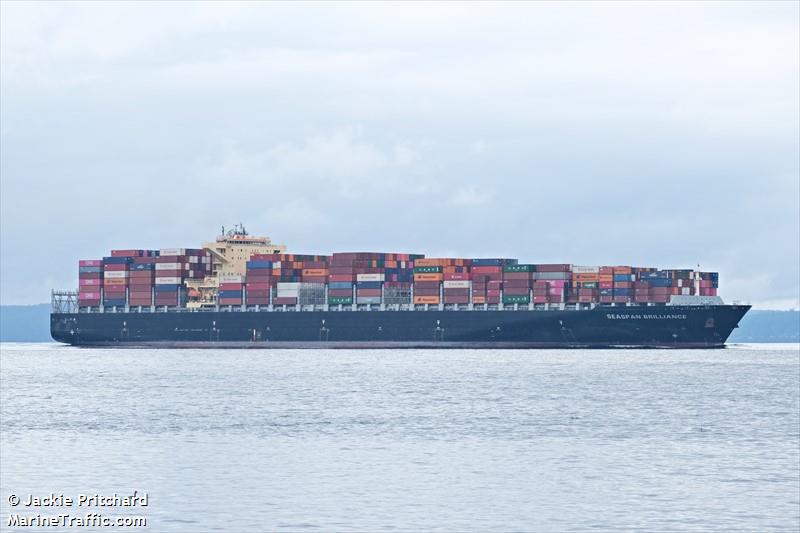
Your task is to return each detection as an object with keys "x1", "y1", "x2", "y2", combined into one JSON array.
[{"x1": 6, "y1": 492, "x2": 147, "y2": 528}]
